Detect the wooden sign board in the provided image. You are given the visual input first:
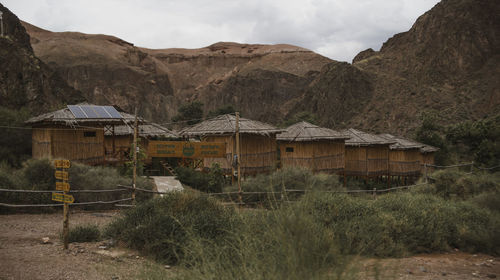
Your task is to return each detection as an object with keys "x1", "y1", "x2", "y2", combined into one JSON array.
[
  {"x1": 148, "y1": 141, "x2": 226, "y2": 158},
  {"x1": 55, "y1": 171, "x2": 69, "y2": 181},
  {"x1": 56, "y1": 182, "x2": 70, "y2": 192},
  {"x1": 52, "y1": 192, "x2": 75, "y2": 203},
  {"x1": 54, "y1": 160, "x2": 71, "y2": 169}
]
